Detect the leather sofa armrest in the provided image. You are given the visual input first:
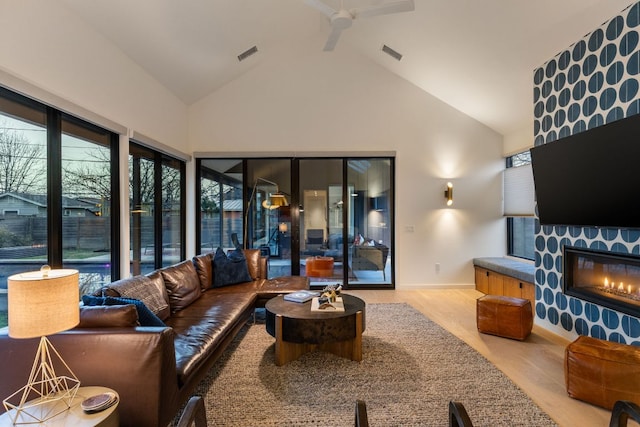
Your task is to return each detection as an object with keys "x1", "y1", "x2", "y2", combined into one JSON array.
[{"x1": 0, "y1": 327, "x2": 178, "y2": 427}]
